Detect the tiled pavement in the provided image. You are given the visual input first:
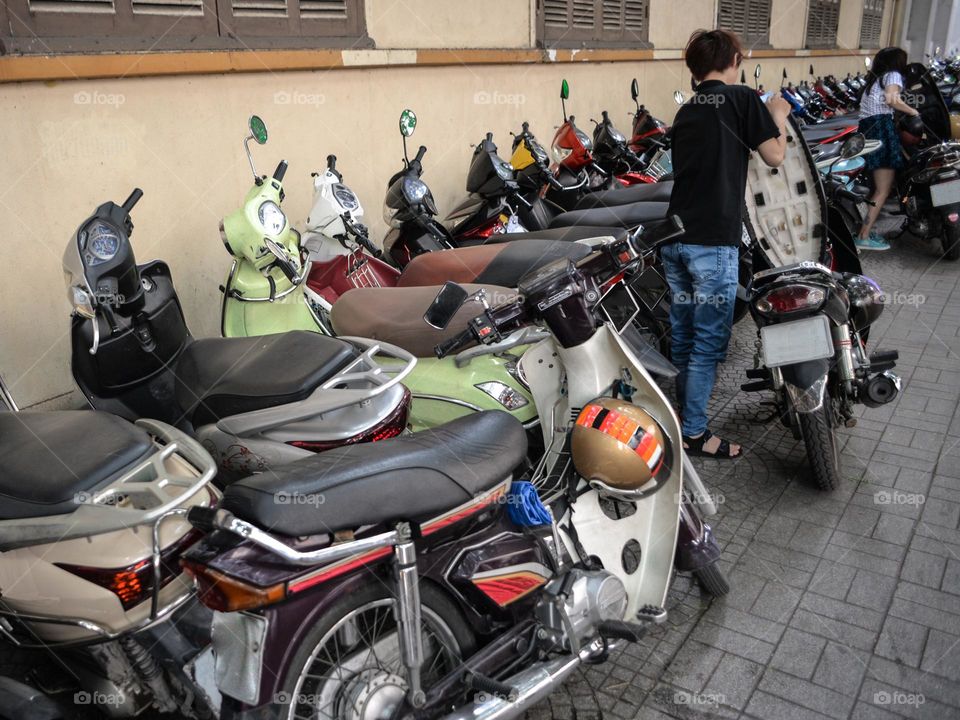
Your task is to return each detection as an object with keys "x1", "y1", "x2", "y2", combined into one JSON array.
[{"x1": 526, "y1": 220, "x2": 960, "y2": 719}]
